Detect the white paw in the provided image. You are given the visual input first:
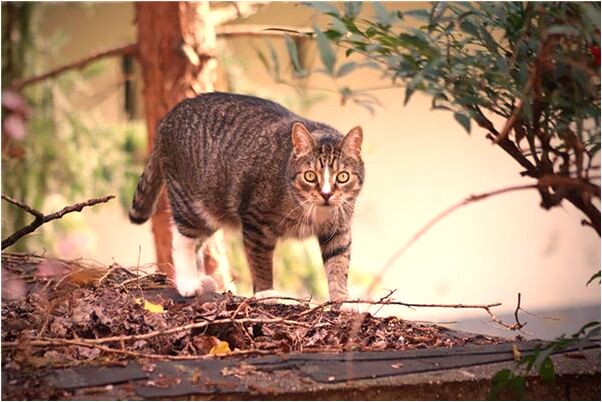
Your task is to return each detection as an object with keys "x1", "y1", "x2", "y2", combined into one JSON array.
[
  {"x1": 253, "y1": 289, "x2": 280, "y2": 304},
  {"x1": 340, "y1": 303, "x2": 360, "y2": 313},
  {"x1": 175, "y1": 274, "x2": 201, "y2": 297},
  {"x1": 199, "y1": 275, "x2": 218, "y2": 294}
]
